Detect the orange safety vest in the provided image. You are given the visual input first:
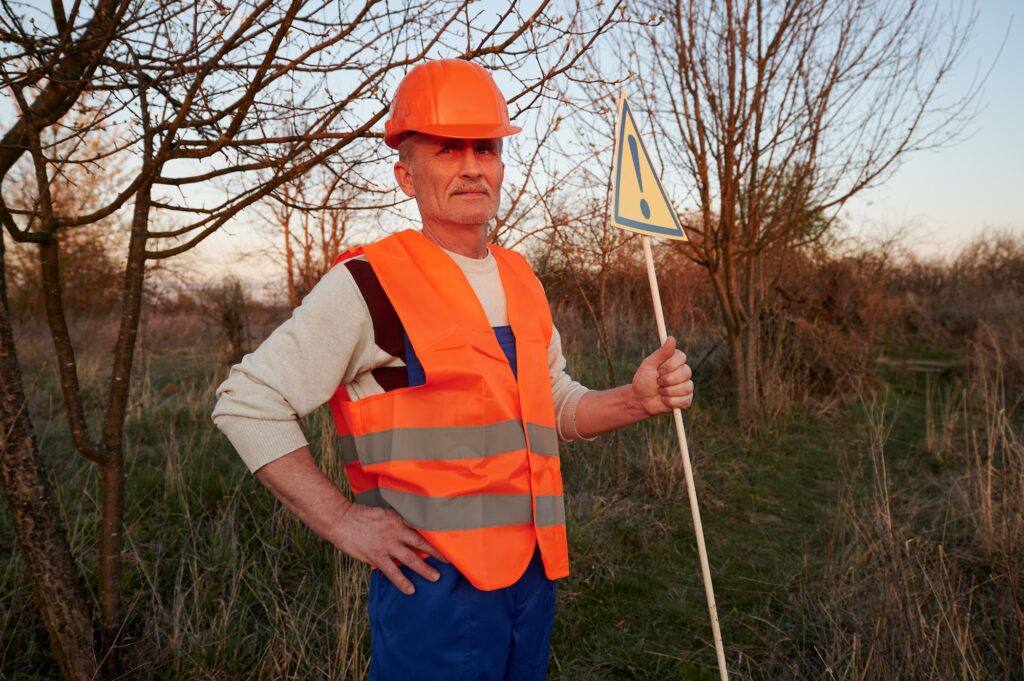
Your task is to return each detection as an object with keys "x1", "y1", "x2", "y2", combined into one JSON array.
[{"x1": 327, "y1": 230, "x2": 570, "y2": 591}]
